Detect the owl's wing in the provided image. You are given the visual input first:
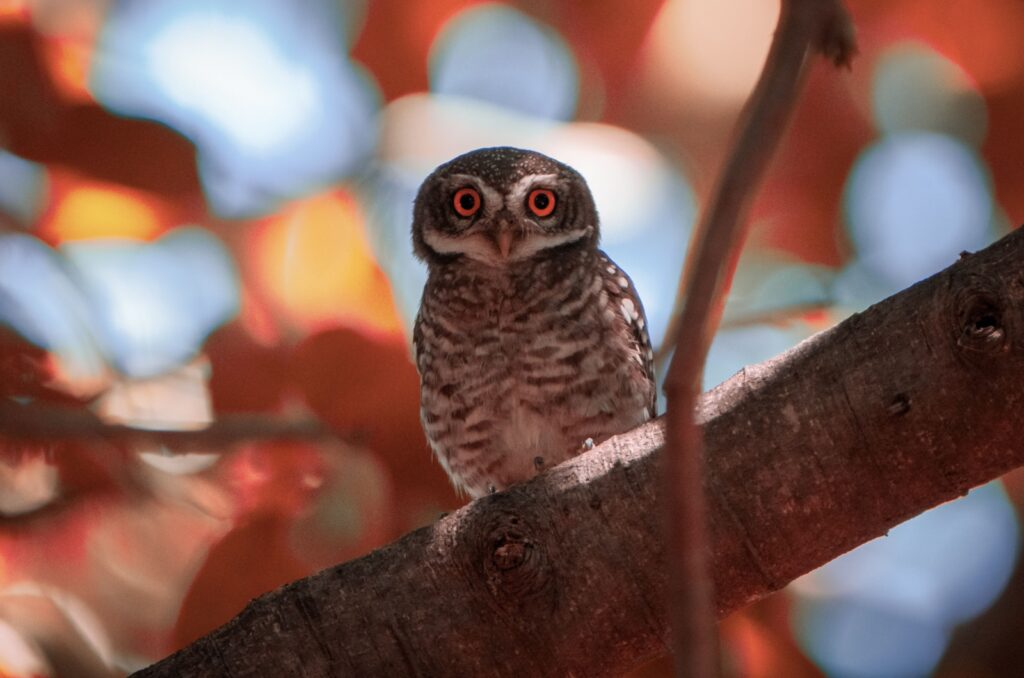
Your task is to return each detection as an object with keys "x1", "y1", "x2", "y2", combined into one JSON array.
[{"x1": 597, "y1": 250, "x2": 658, "y2": 418}]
